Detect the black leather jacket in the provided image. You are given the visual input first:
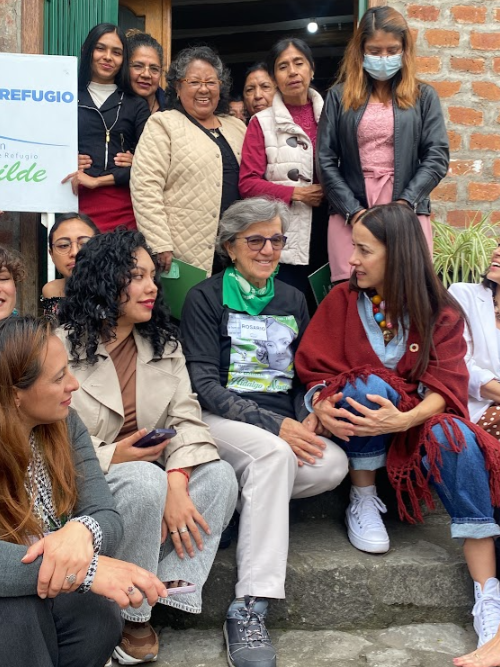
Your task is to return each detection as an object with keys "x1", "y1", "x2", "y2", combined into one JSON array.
[
  {"x1": 316, "y1": 80, "x2": 449, "y2": 220},
  {"x1": 78, "y1": 88, "x2": 149, "y2": 187}
]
